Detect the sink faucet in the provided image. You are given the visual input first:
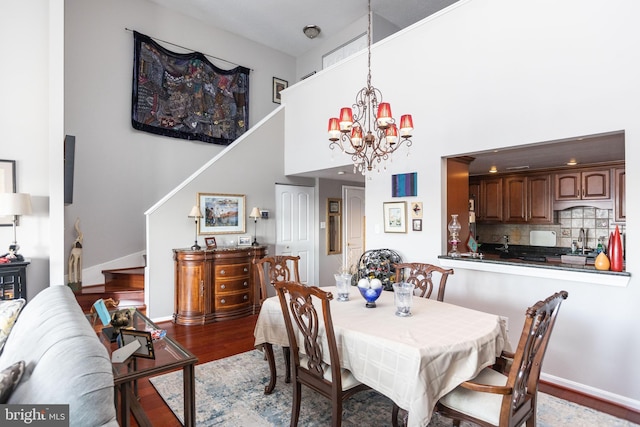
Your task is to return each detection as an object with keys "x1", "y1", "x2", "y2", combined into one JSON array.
[
  {"x1": 500, "y1": 235, "x2": 509, "y2": 251},
  {"x1": 579, "y1": 228, "x2": 586, "y2": 254}
]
